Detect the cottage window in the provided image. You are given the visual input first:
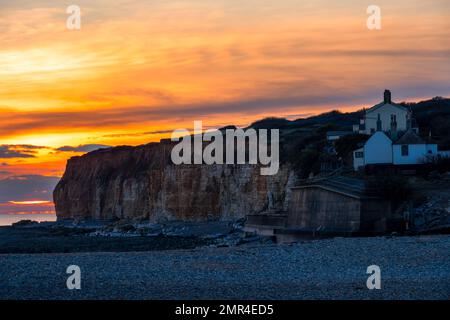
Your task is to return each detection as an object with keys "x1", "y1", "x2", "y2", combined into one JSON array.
[
  {"x1": 401, "y1": 145, "x2": 409, "y2": 156},
  {"x1": 355, "y1": 151, "x2": 364, "y2": 158}
]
